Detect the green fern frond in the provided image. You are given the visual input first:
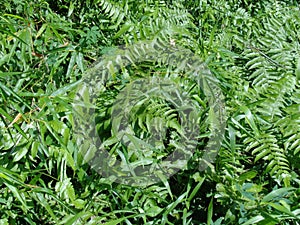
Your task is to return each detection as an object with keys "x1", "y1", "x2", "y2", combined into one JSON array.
[
  {"x1": 276, "y1": 103, "x2": 300, "y2": 156},
  {"x1": 98, "y1": 0, "x2": 195, "y2": 44},
  {"x1": 245, "y1": 132, "x2": 290, "y2": 179},
  {"x1": 98, "y1": 0, "x2": 129, "y2": 28}
]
